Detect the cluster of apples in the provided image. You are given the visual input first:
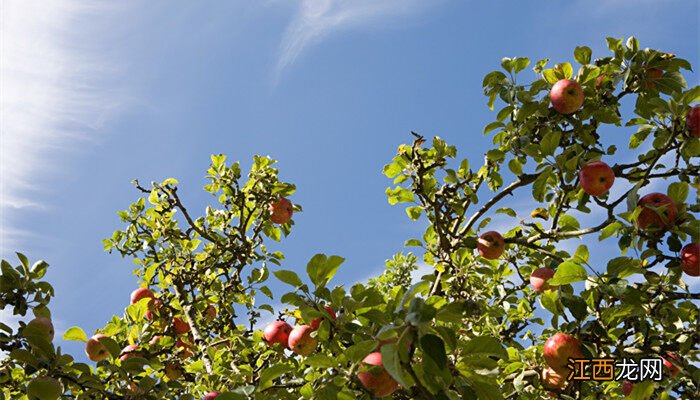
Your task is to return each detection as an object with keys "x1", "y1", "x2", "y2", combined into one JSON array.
[
  {"x1": 262, "y1": 305, "x2": 336, "y2": 356},
  {"x1": 84, "y1": 287, "x2": 203, "y2": 385}
]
